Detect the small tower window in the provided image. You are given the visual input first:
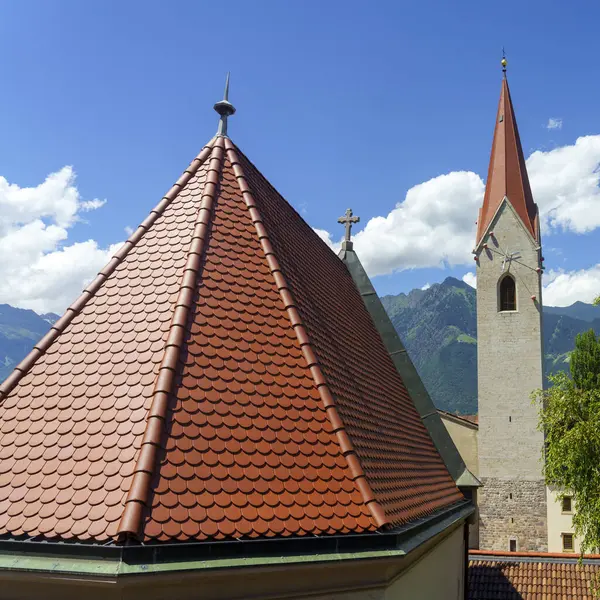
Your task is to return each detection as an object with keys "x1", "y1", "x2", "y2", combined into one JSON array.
[
  {"x1": 562, "y1": 496, "x2": 573, "y2": 513},
  {"x1": 562, "y1": 533, "x2": 574, "y2": 552},
  {"x1": 499, "y1": 275, "x2": 516, "y2": 311},
  {"x1": 509, "y1": 539, "x2": 517, "y2": 552}
]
